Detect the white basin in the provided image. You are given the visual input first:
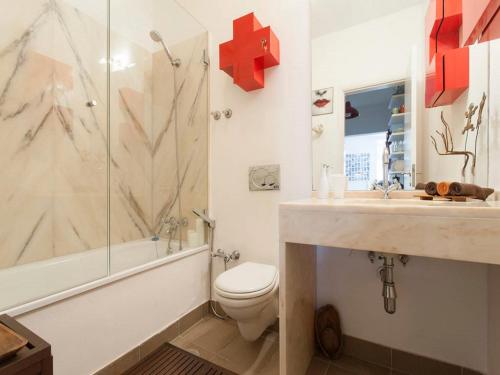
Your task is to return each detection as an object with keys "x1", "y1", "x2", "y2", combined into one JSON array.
[{"x1": 328, "y1": 197, "x2": 494, "y2": 207}]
